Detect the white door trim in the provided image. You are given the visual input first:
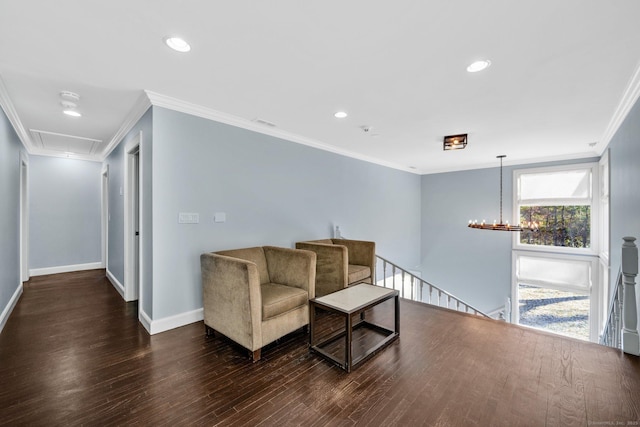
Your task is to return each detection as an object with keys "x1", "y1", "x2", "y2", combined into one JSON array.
[
  {"x1": 19, "y1": 151, "x2": 29, "y2": 283},
  {"x1": 101, "y1": 164, "x2": 109, "y2": 269},
  {"x1": 124, "y1": 132, "x2": 142, "y2": 305}
]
